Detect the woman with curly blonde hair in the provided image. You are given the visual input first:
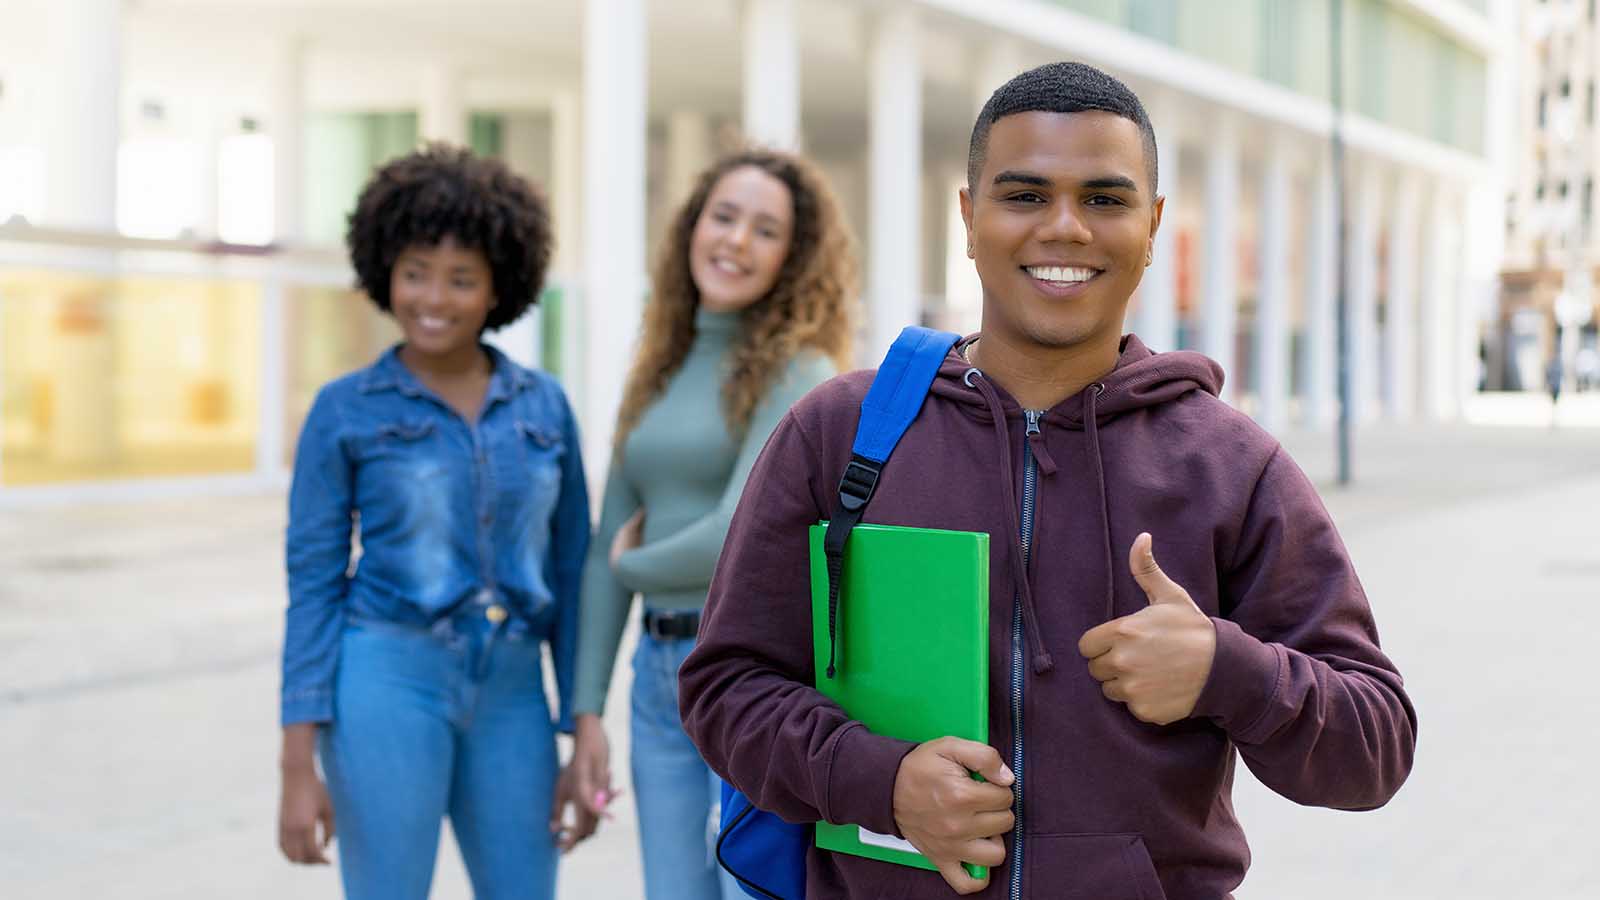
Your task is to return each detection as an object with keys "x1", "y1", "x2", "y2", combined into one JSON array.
[{"x1": 557, "y1": 148, "x2": 857, "y2": 899}]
